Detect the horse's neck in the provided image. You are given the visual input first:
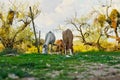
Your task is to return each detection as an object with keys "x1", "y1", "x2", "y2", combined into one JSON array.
[{"x1": 45, "y1": 36, "x2": 51, "y2": 46}]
